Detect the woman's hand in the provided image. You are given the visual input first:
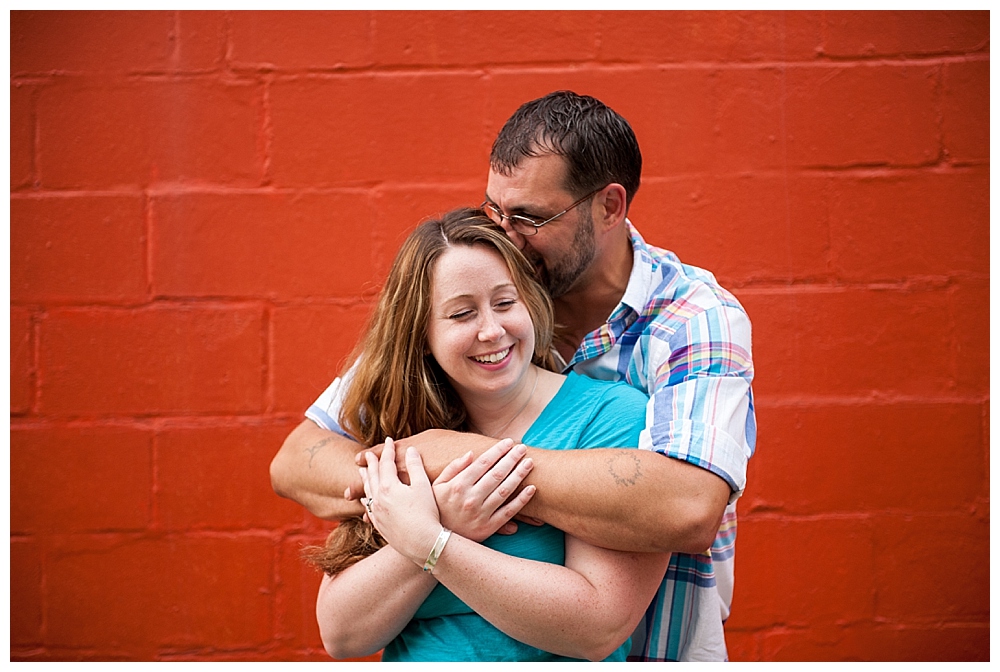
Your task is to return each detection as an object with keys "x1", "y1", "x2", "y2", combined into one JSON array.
[
  {"x1": 361, "y1": 438, "x2": 441, "y2": 566},
  {"x1": 432, "y1": 438, "x2": 537, "y2": 542}
]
